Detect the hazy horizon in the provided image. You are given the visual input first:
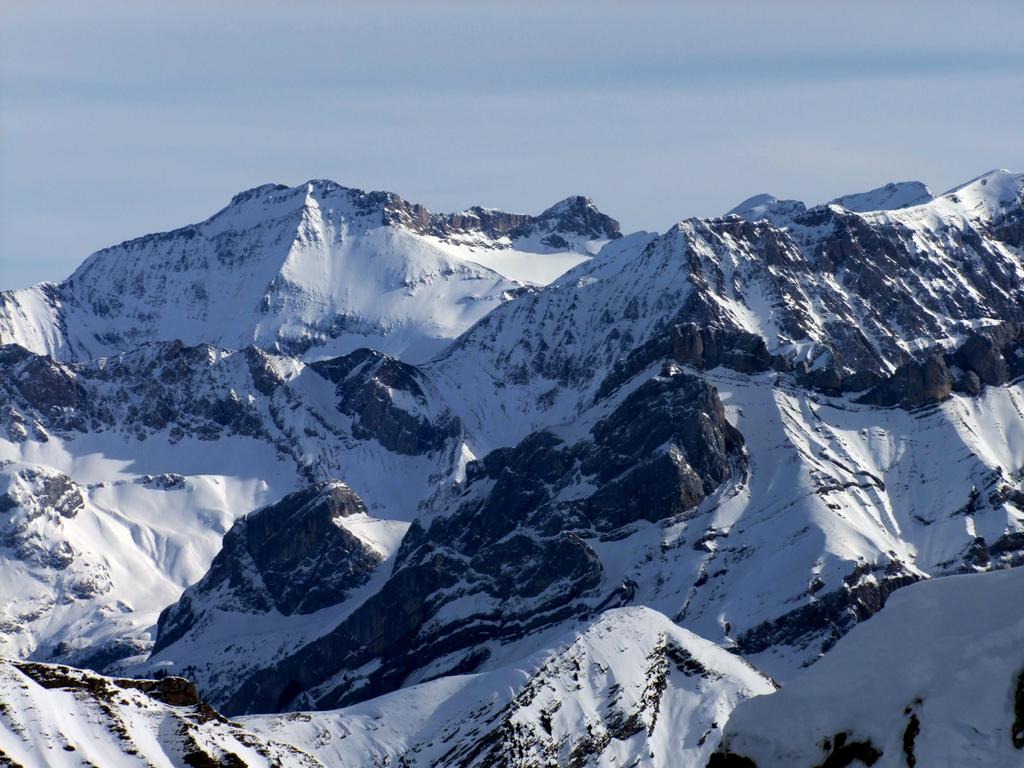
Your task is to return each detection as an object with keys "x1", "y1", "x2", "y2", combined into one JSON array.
[{"x1": 2, "y1": 0, "x2": 1023, "y2": 289}]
